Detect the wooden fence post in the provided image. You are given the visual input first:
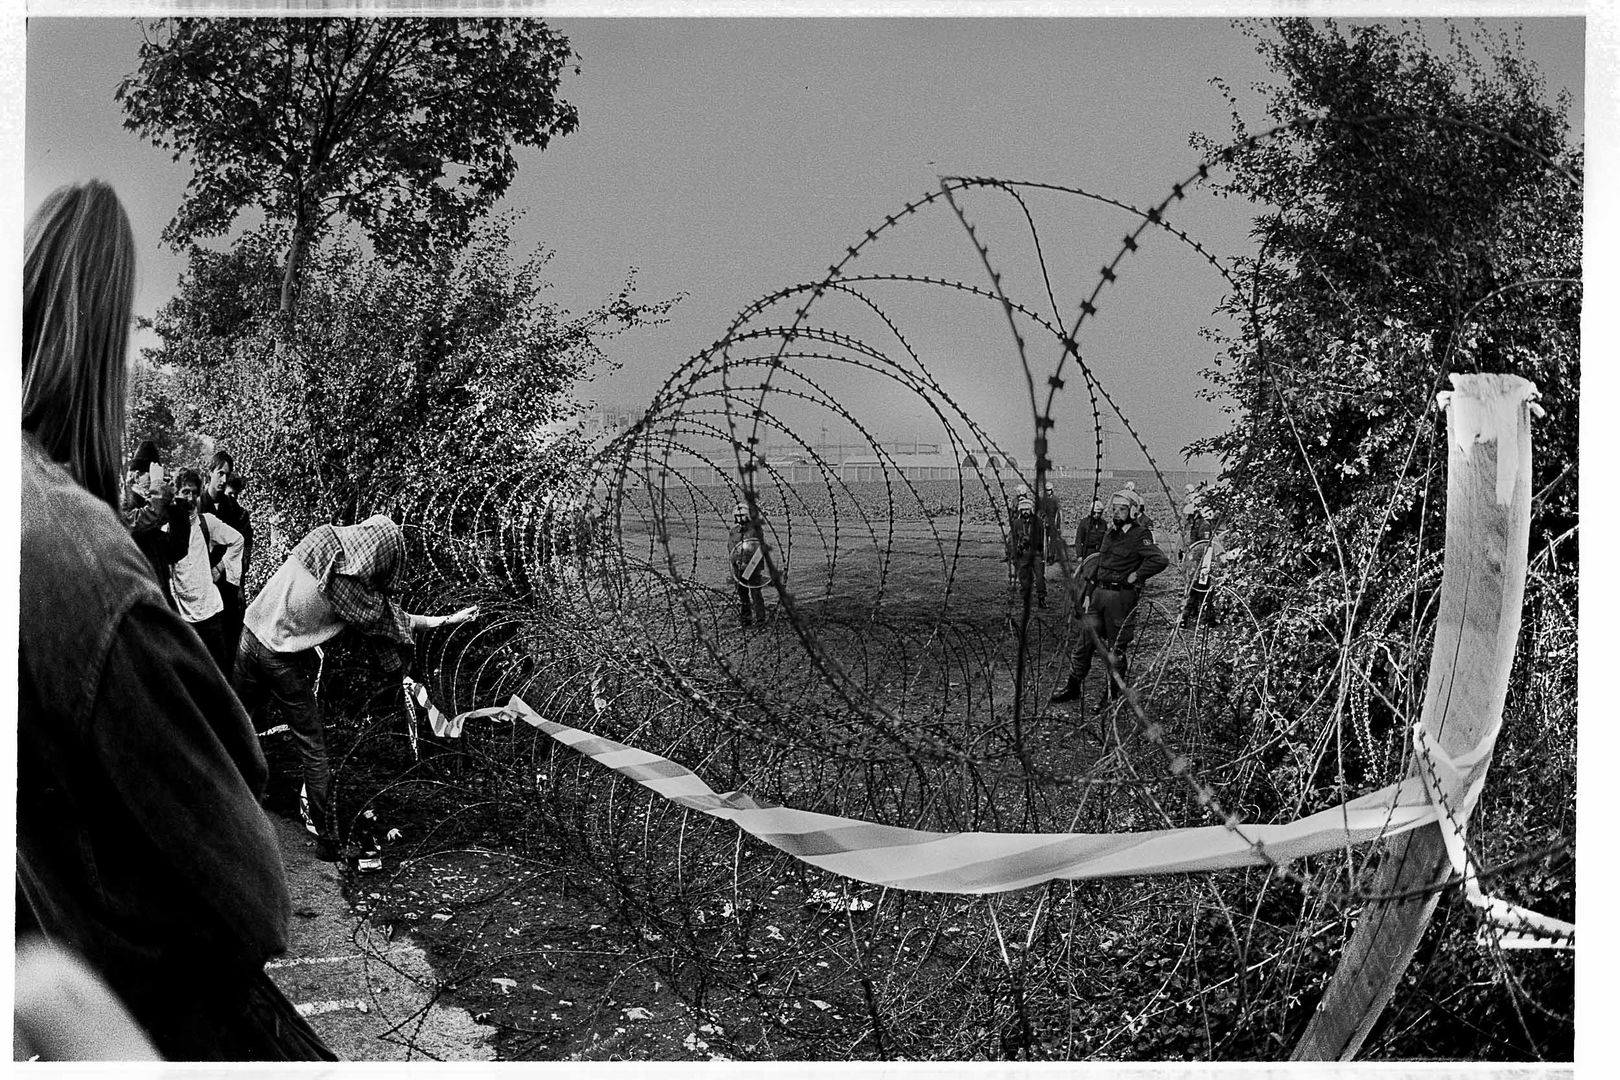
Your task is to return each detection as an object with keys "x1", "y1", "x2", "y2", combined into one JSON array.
[{"x1": 1291, "y1": 373, "x2": 1539, "y2": 1060}]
